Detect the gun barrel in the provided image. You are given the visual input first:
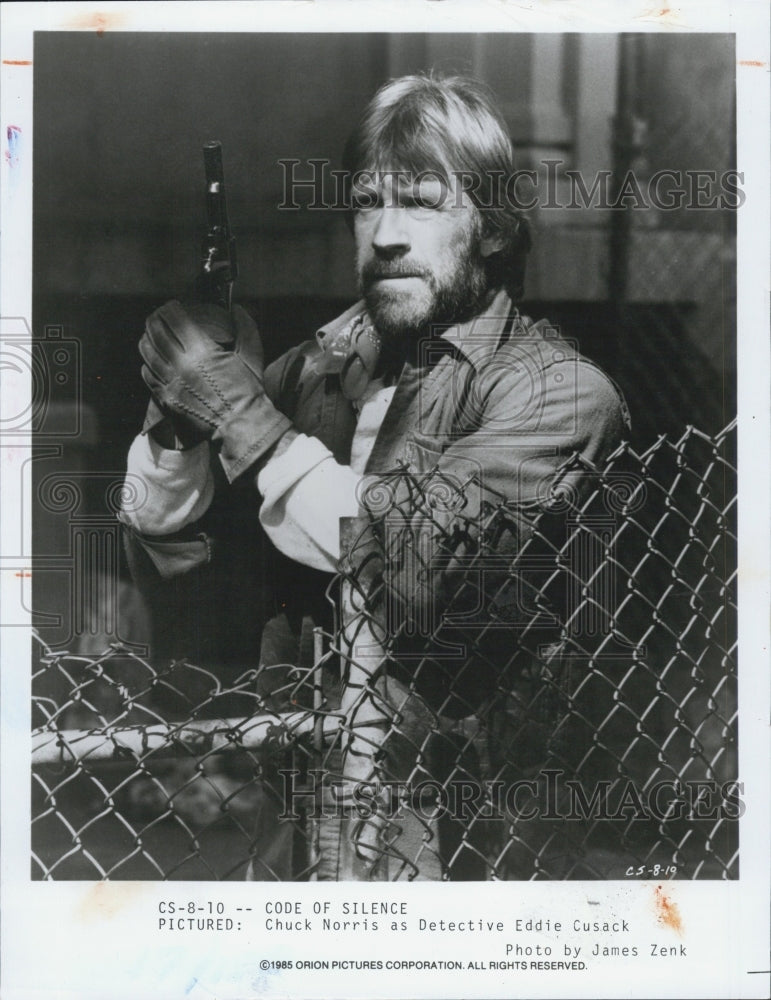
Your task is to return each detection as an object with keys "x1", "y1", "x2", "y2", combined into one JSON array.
[
  {"x1": 199, "y1": 140, "x2": 238, "y2": 305},
  {"x1": 203, "y1": 140, "x2": 229, "y2": 235}
]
